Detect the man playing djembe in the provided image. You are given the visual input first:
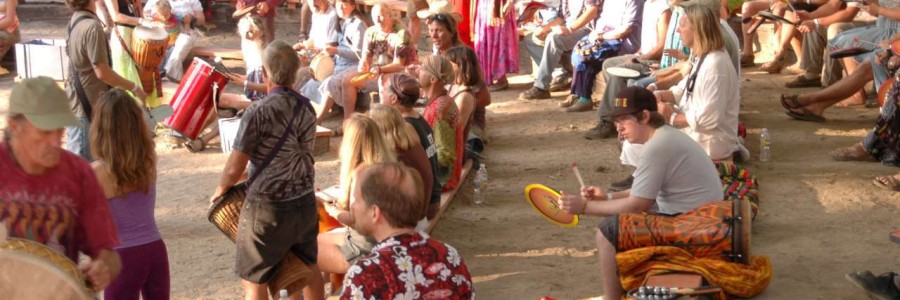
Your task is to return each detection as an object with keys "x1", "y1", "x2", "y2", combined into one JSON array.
[{"x1": 557, "y1": 86, "x2": 723, "y2": 300}]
